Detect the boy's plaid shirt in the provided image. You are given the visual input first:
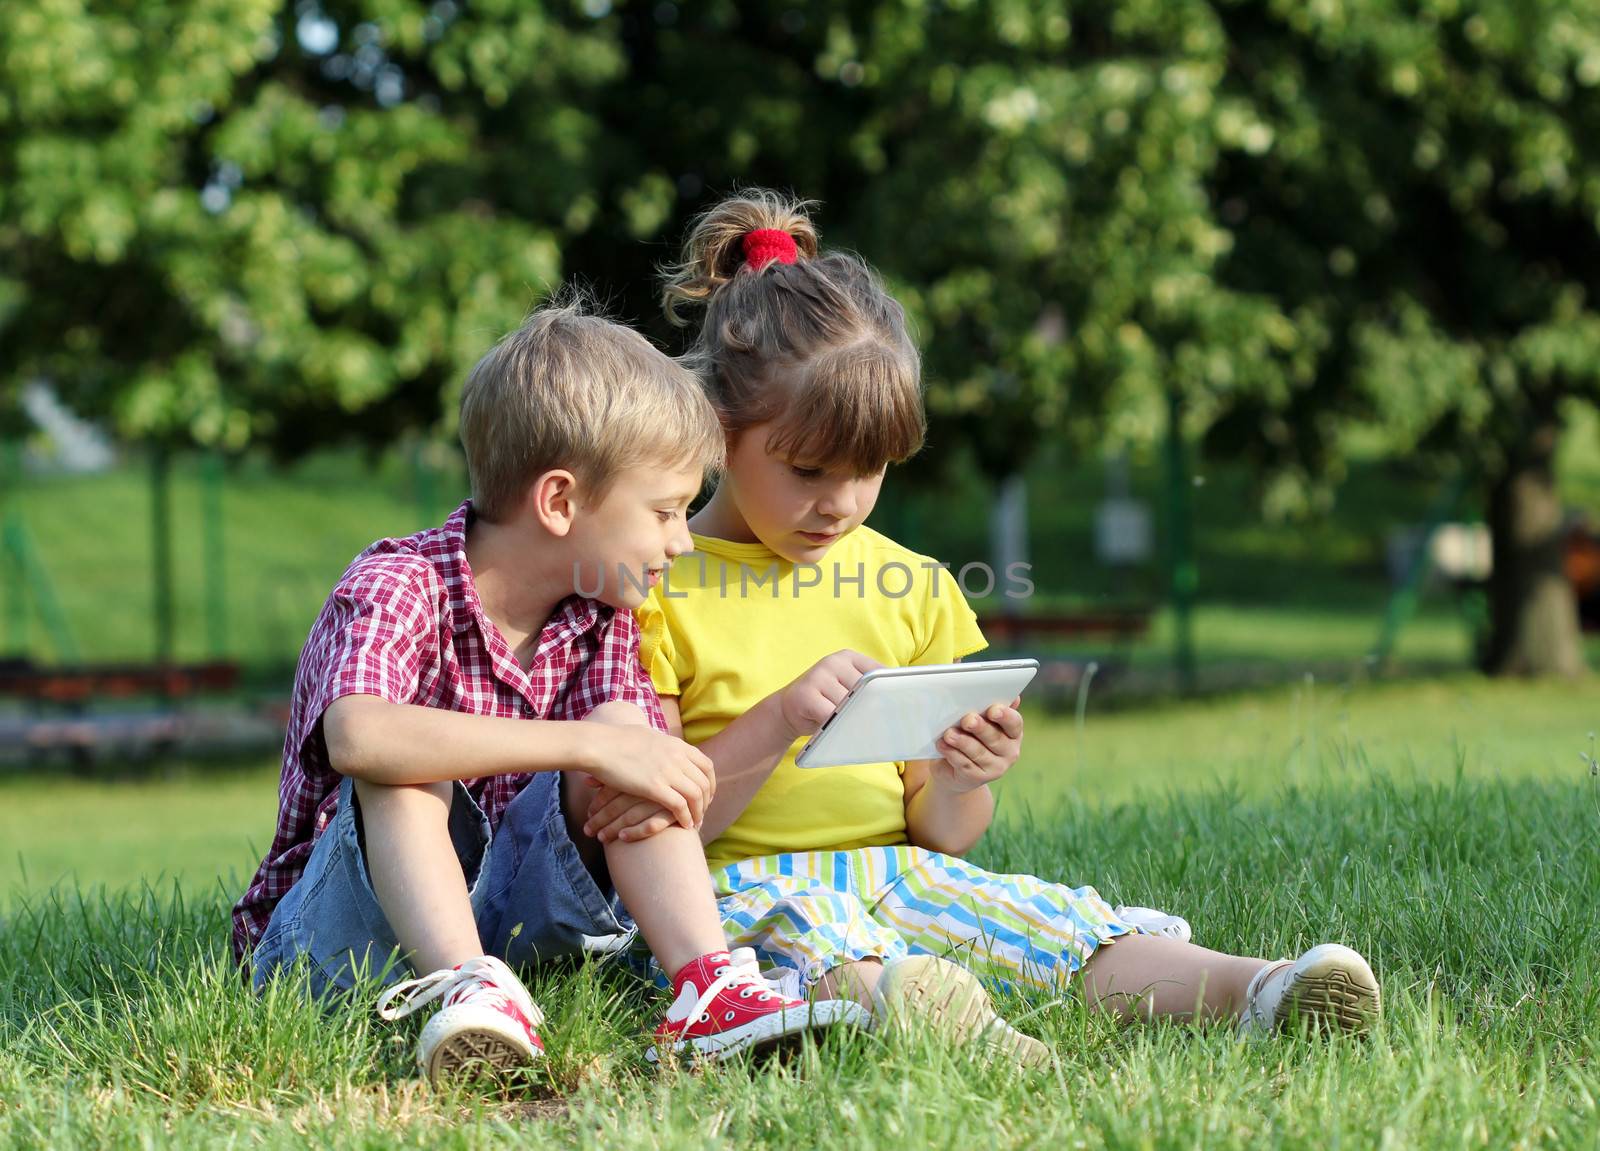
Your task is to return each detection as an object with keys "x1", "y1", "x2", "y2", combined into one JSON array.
[{"x1": 231, "y1": 501, "x2": 666, "y2": 961}]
